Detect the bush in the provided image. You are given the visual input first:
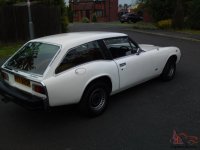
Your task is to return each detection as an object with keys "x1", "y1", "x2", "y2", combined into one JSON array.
[
  {"x1": 157, "y1": 19, "x2": 172, "y2": 29},
  {"x1": 185, "y1": 0, "x2": 200, "y2": 29},
  {"x1": 66, "y1": 5, "x2": 73, "y2": 23},
  {"x1": 61, "y1": 16, "x2": 69, "y2": 32},
  {"x1": 82, "y1": 17, "x2": 89, "y2": 23},
  {"x1": 172, "y1": 0, "x2": 184, "y2": 29},
  {"x1": 132, "y1": 22, "x2": 158, "y2": 30},
  {"x1": 92, "y1": 15, "x2": 97, "y2": 23}
]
